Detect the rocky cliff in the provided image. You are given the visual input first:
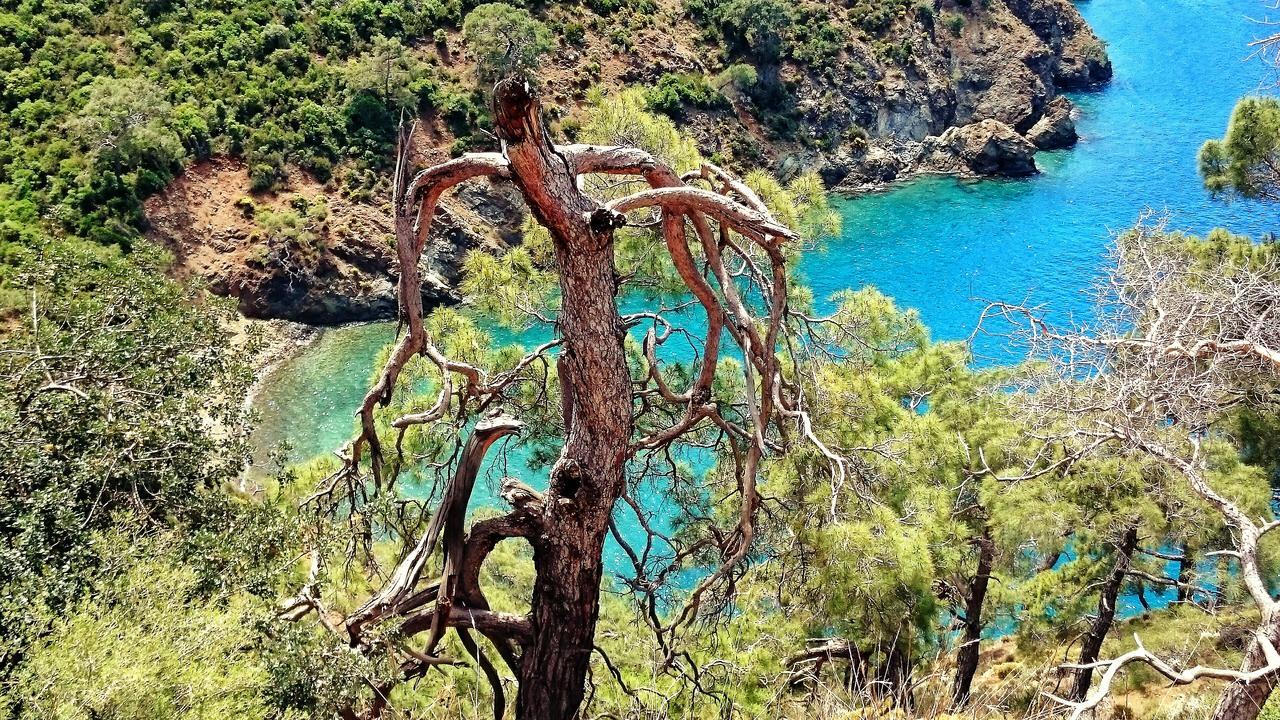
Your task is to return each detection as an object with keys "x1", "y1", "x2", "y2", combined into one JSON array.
[
  {"x1": 147, "y1": 0, "x2": 1110, "y2": 324},
  {"x1": 145, "y1": 158, "x2": 524, "y2": 323},
  {"x1": 533, "y1": 0, "x2": 1109, "y2": 189},
  {"x1": 776, "y1": 0, "x2": 1109, "y2": 187}
]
